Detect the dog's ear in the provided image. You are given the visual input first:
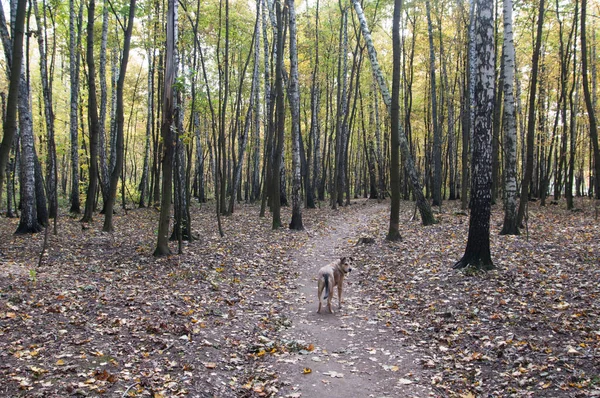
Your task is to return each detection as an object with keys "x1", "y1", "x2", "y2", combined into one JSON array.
[{"x1": 340, "y1": 257, "x2": 346, "y2": 263}]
